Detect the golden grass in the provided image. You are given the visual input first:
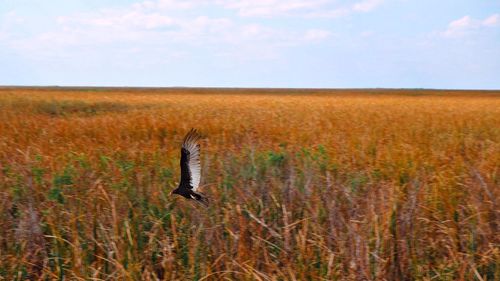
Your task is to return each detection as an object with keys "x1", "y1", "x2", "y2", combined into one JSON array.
[{"x1": 0, "y1": 87, "x2": 499, "y2": 280}]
